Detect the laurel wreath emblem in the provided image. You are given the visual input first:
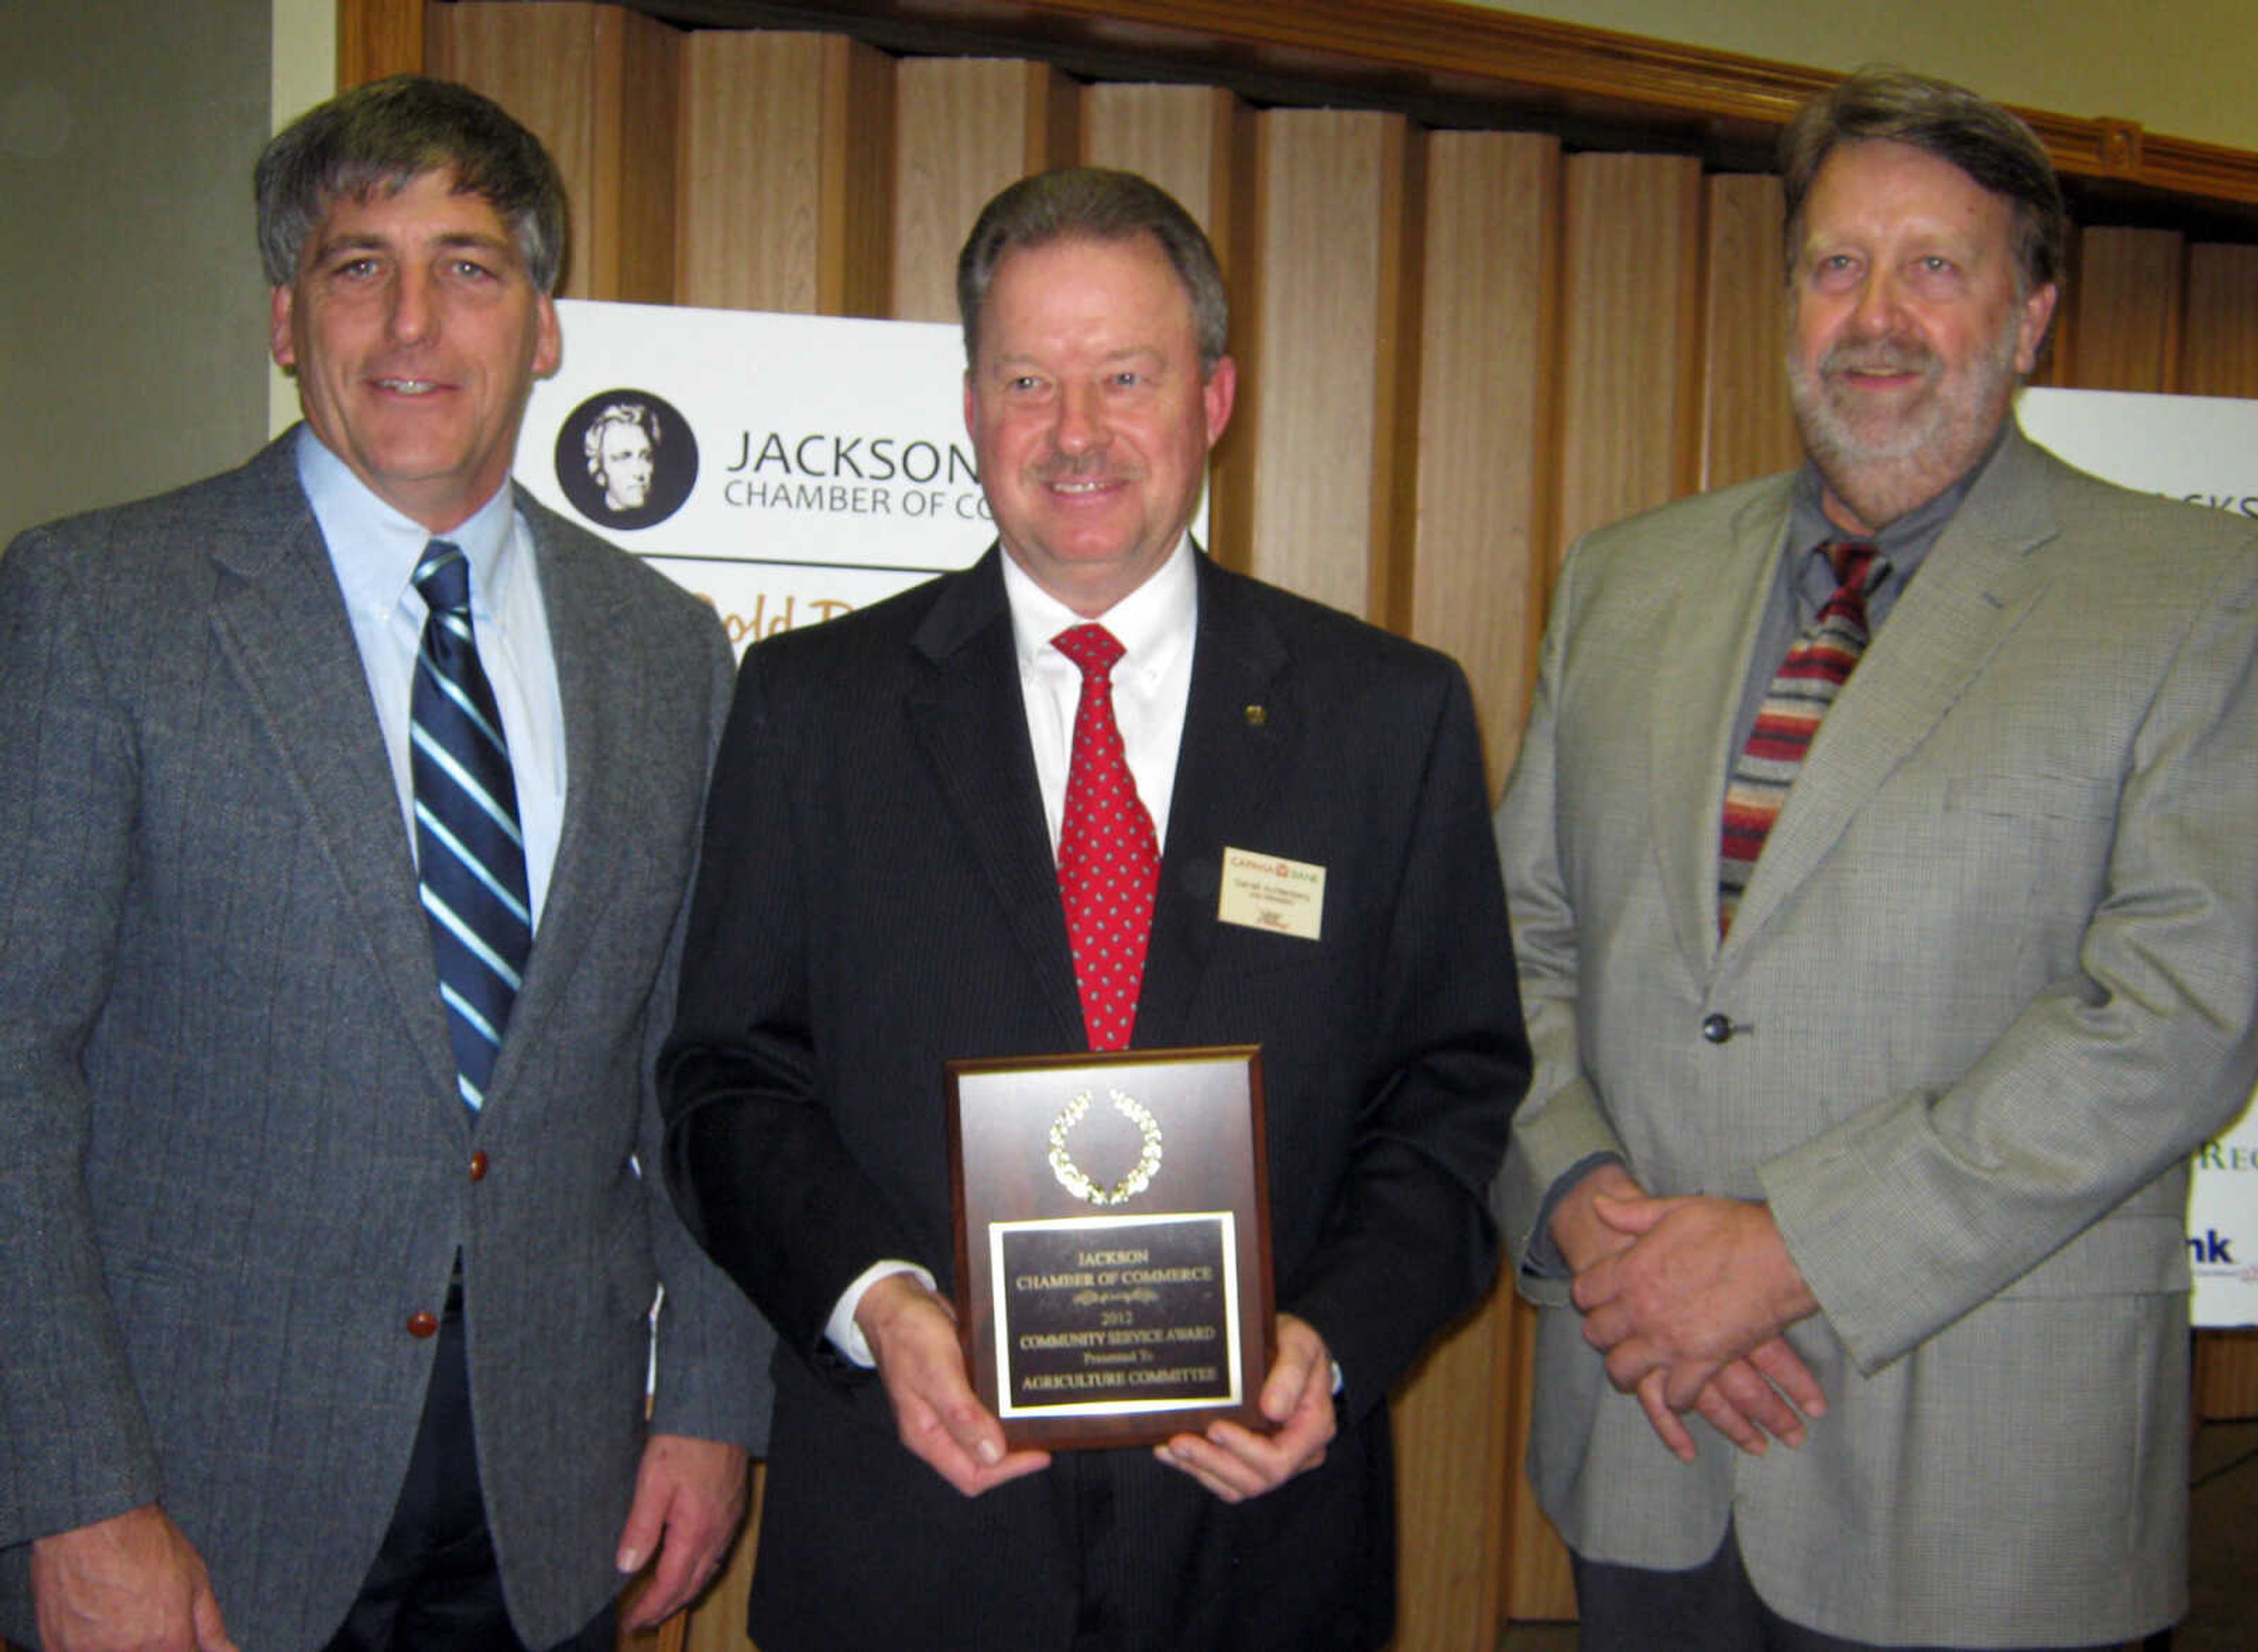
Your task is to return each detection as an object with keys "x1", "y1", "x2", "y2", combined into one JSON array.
[{"x1": 1047, "y1": 1088, "x2": 1164, "y2": 1206}]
